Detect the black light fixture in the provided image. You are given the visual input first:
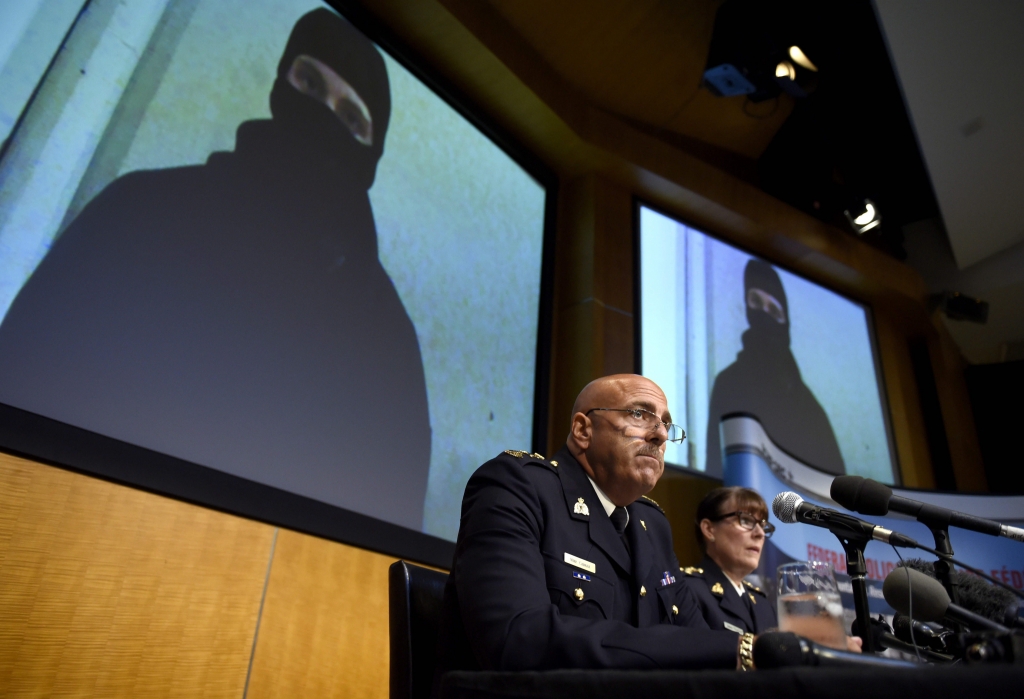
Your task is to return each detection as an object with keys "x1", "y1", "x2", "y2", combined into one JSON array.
[
  {"x1": 774, "y1": 45, "x2": 819, "y2": 97},
  {"x1": 933, "y1": 292, "x2": 989, "y2": 324},
  {"x1": 702, "y1": 0, "x2": 821, "y2": 102},
  {"x1": 844, "y1": 198, "x2": 881, "y2": 234}
]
